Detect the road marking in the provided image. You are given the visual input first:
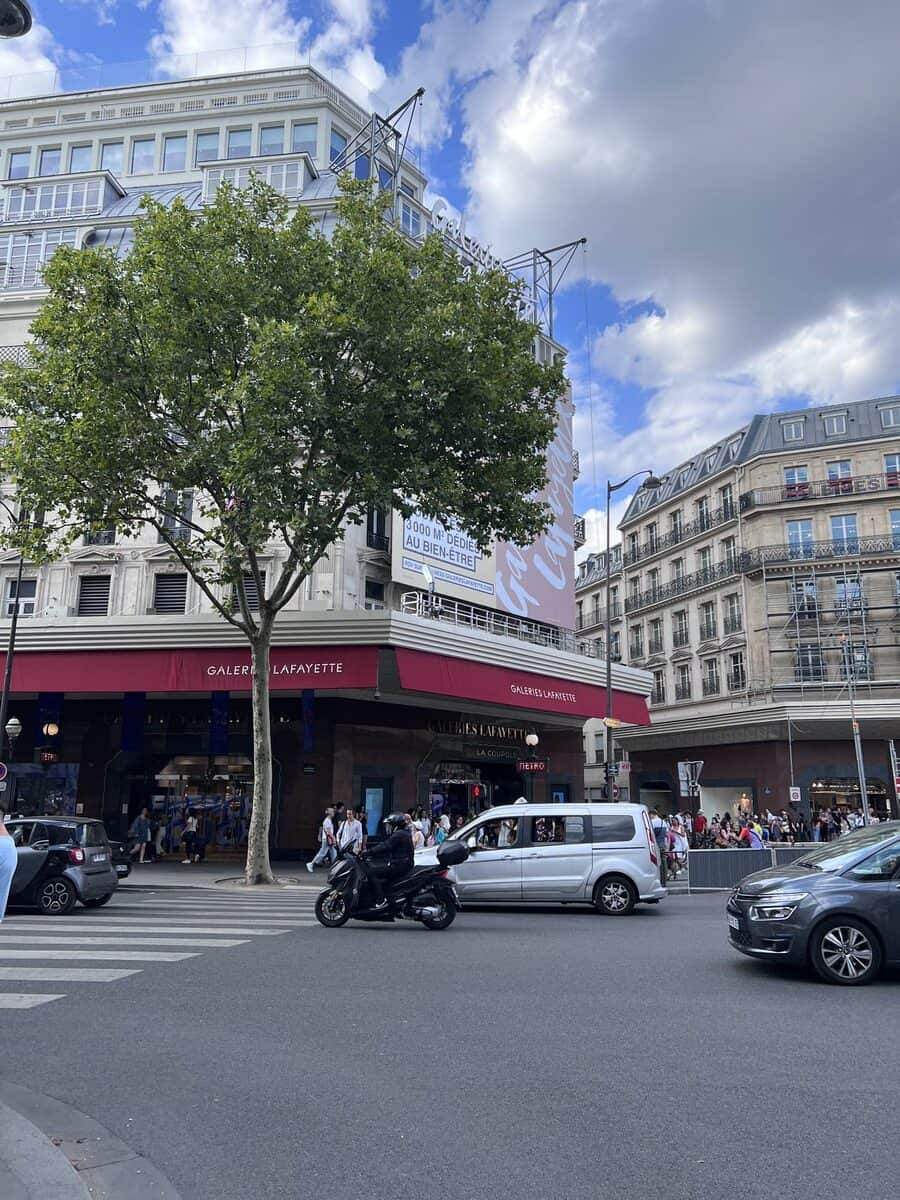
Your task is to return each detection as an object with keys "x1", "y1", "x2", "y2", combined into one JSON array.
[
  {"x1": 0, "y1": 993, "x2": 66, "y2": 1008},
  {"x1": 0, "y1": 935, "x2": 248, "y2": 948},
  {"x1": 2, "y1": 922, "x2": 296, "y2": 935},
  {"x1": 103, "y1": 905, "x2": 316, "y2": 916},
  {"x1": 0, "y1": 949, "x2": 199, "y2": 963},
  {"x1": 0, "y1": 967, "x2": 141, "y2": 982}
]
